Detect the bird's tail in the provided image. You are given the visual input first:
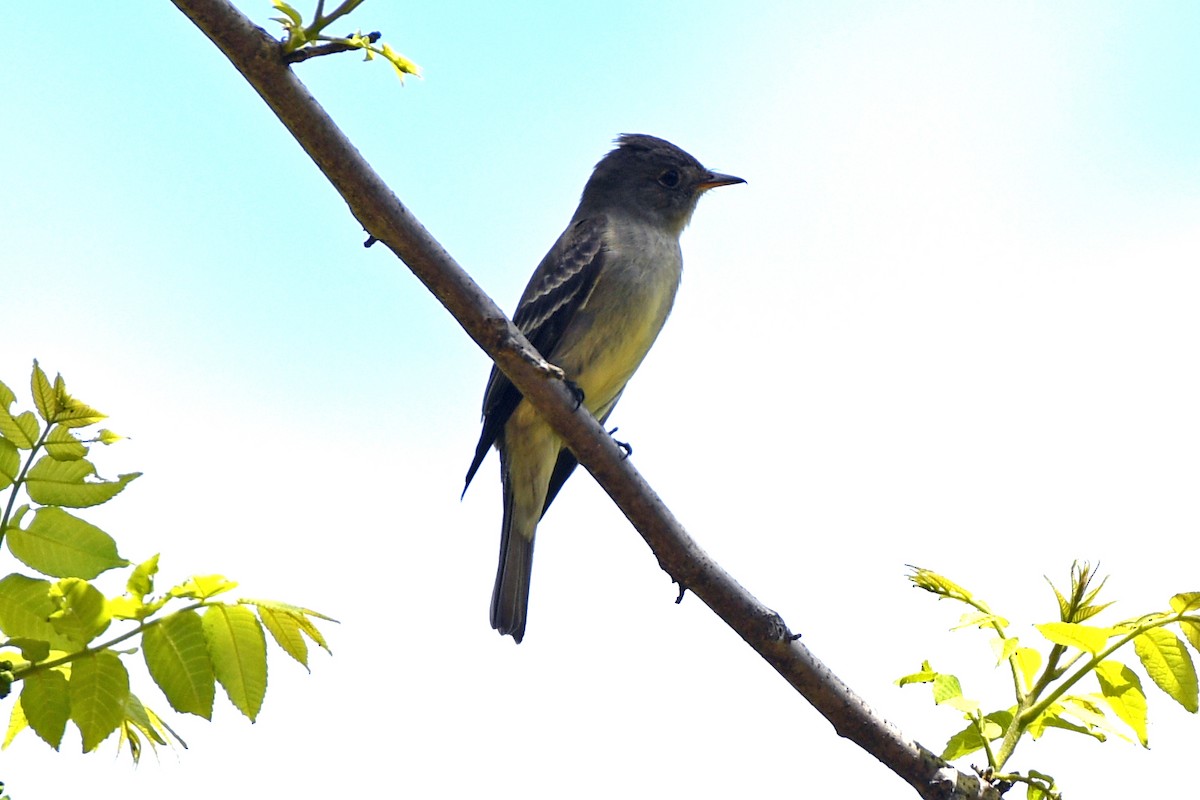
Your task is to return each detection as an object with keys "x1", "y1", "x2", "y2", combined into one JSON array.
[{"x1": 491, "y1": 470, "x2": 535, "y2": 643}]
